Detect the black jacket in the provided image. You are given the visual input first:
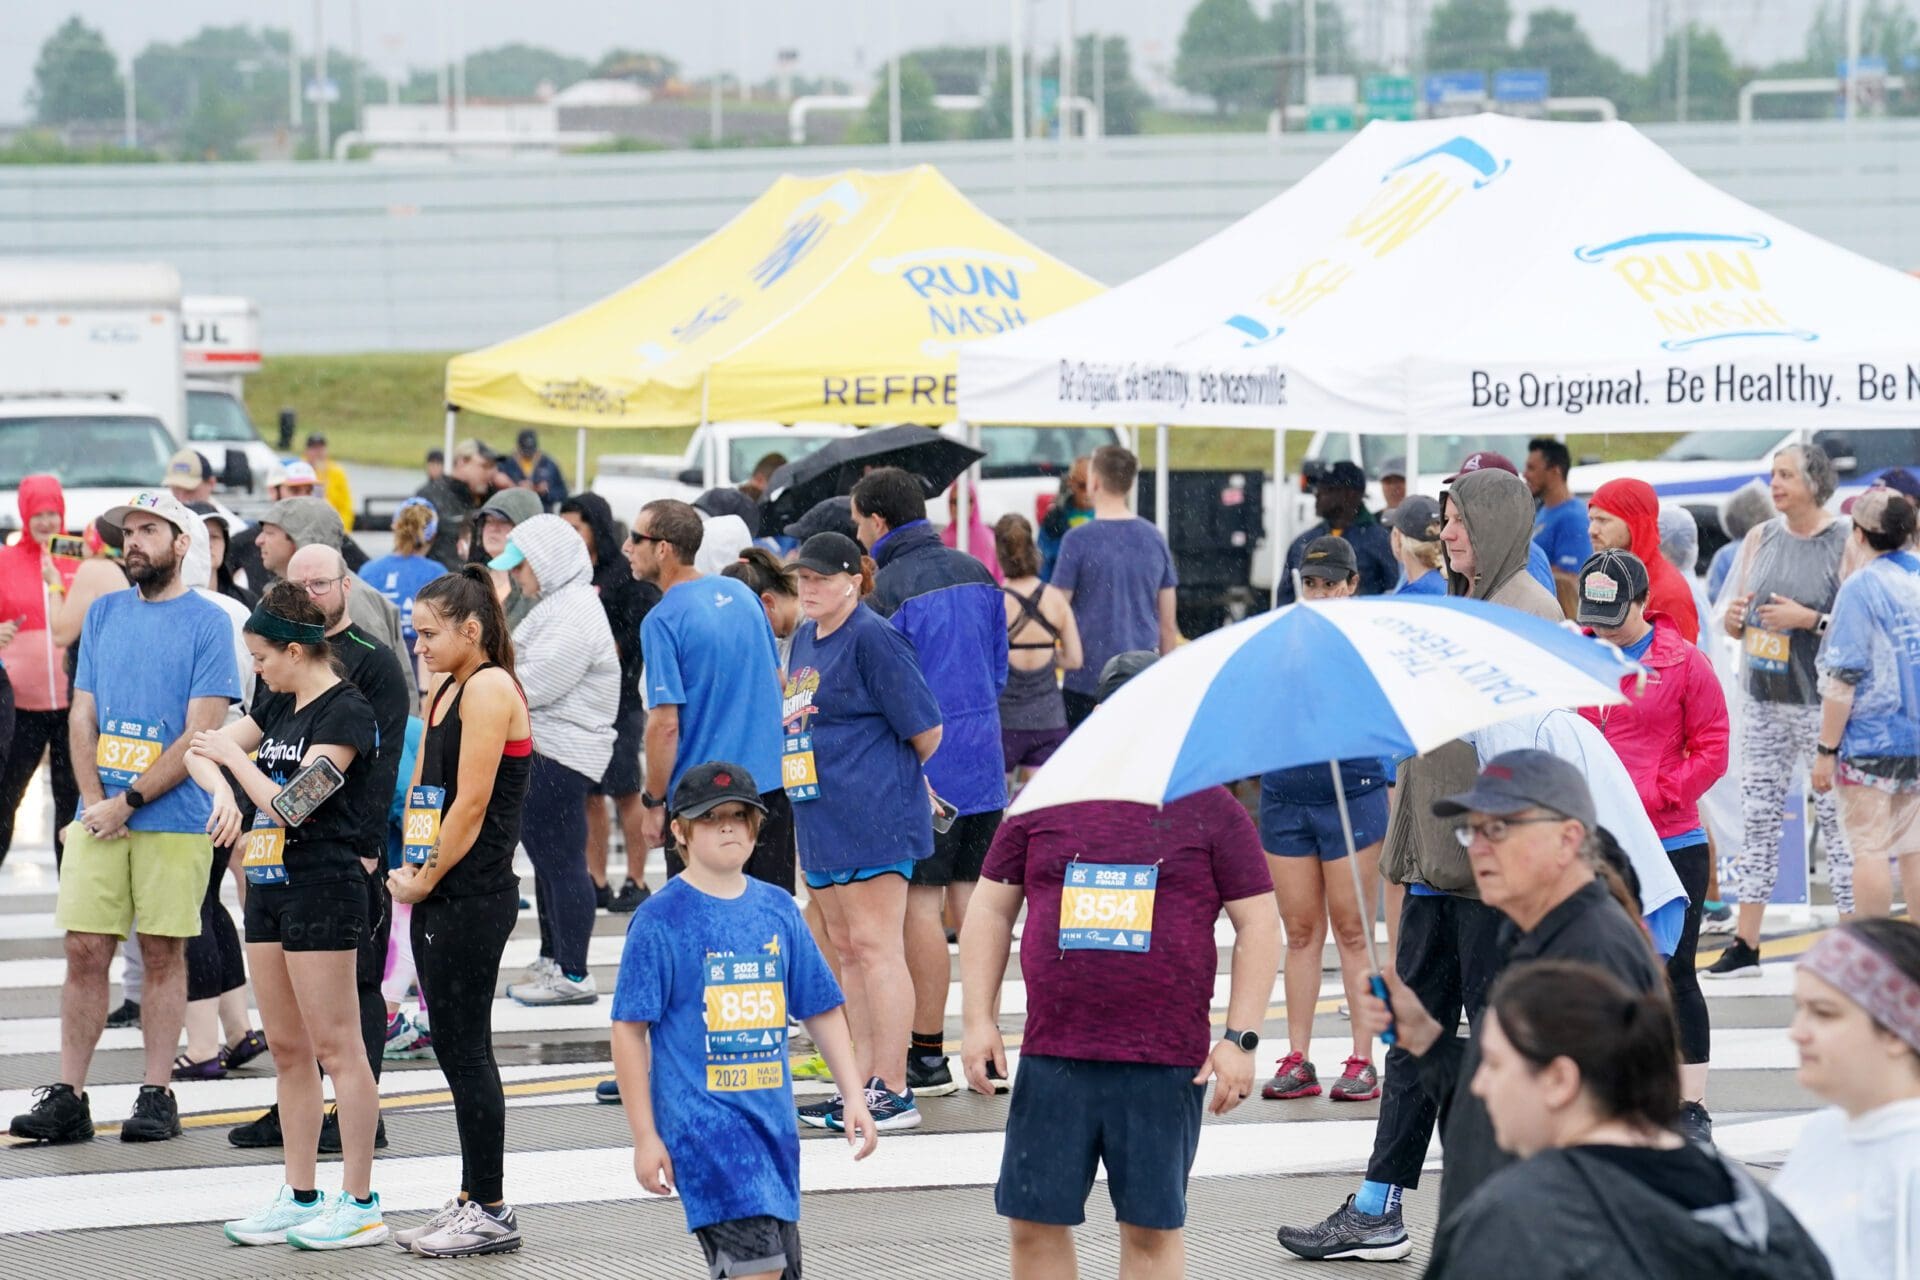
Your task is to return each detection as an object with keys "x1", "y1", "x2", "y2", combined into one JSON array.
[
  {"x1": 416, "y1": 475, "x2": 482, "y2": 571},
  {"x1": 562, "y1": 492, "x2": 659, "y2": 714},
  {"x1": 1430, "y1": 1145, "x2": 1832, "y2": 1280},
  {"x1": 1417, "y1": 878, "x2": 1667, "y2": 1223}
]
